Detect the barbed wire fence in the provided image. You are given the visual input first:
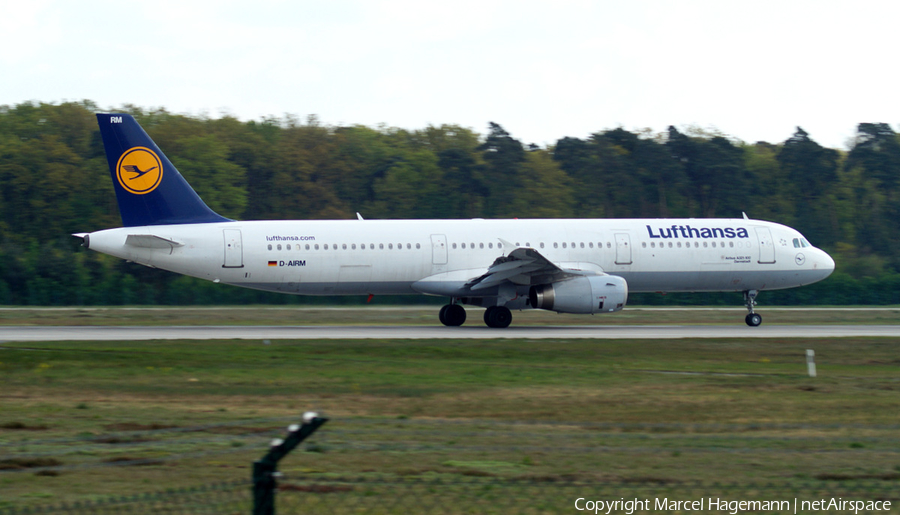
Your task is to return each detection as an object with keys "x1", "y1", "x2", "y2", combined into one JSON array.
[
  {"x1": 2, "y1": 417, "x2": 899, "y2": 514},
  {"x1": 2, "y1": 476, "x2": 899, "y2": 514}
]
